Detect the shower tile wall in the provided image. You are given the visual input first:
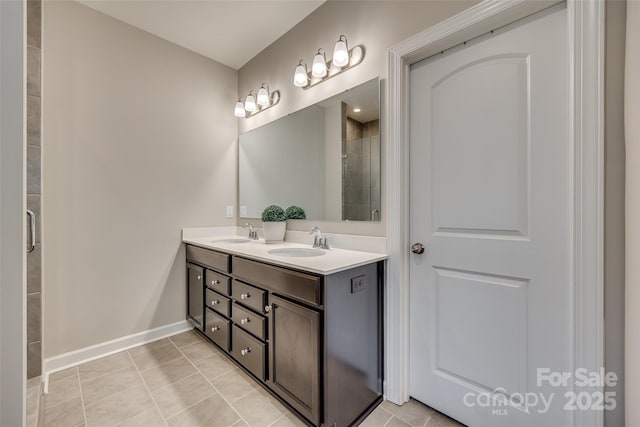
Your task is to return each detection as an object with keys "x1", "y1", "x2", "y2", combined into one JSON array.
[
  {"x1": 363, "y1": 120, "x2": 381, "y2": 221},
  {"x1": 342, "y1": 116, "x2": 380, "y2": 221},
  {"x1": 27, "y1": 0, "x2": 42, "y2": 379}
]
